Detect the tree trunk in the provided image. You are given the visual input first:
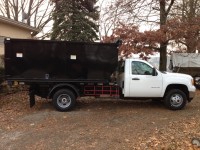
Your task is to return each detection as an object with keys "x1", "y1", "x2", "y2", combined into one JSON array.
[
  {"x1": 71, "y1": 0, "x2": 76, "y2": 41},
  {"x1": 186, "y1": 37, "x2": 198, "y2": 52},
  {"x1": 5, "y1": 0, "x2": 10, "y2": 19},
  {"x1": 159, "y1": 0, "x2": 167, "y2": 71},
  {"x1": 13, "y1": 0, "x2": 19, "y2": 21},
  {"x1": 27, "y1": 0, "x2": 33, "y2": 26},
  {"x1": 159, "y1": 42, "x2": 167, "y2": 71},
  {"x1": 159, "y1": 0, "x2": 174, "y2": 71}
]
